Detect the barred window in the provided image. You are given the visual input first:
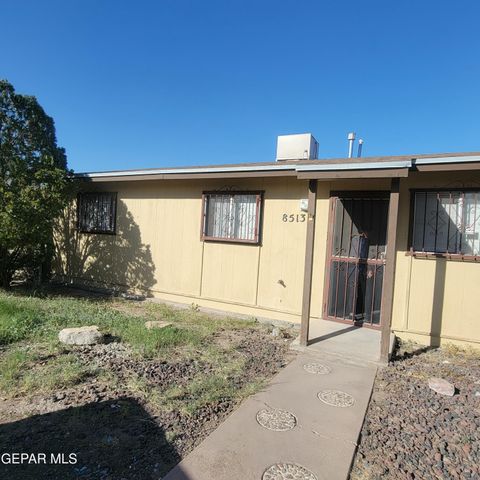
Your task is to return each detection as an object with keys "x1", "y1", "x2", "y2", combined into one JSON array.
[
  {"x1": 201, "y1": 192, "x2": 262, "y2": 244},
  {"x1": 411, "y1": 190, "x2": 480, "y2": 257},
  {"x1": 77, "y1": 192, "x2": 117, "y2": 234}
]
